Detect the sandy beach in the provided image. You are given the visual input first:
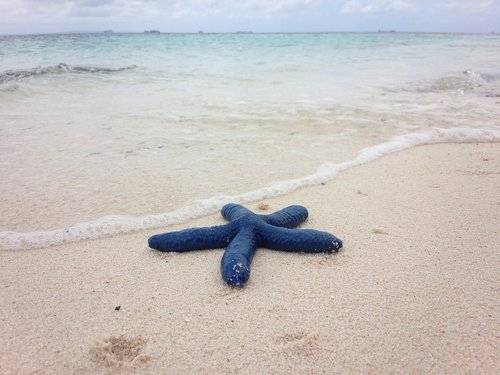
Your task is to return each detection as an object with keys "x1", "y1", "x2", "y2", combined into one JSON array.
[{"x1": 1, "y1": 142, "x2": 499, "y2": 374}]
